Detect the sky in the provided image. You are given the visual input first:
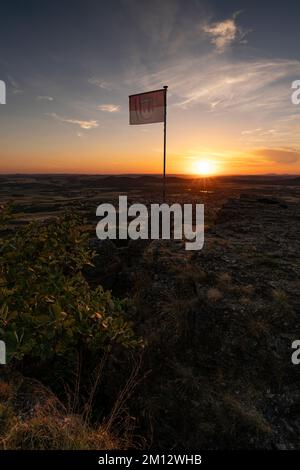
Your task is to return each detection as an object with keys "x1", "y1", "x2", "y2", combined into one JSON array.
[{"x1": 0, "y1": 0, "x2": 300, "y2": 175}]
